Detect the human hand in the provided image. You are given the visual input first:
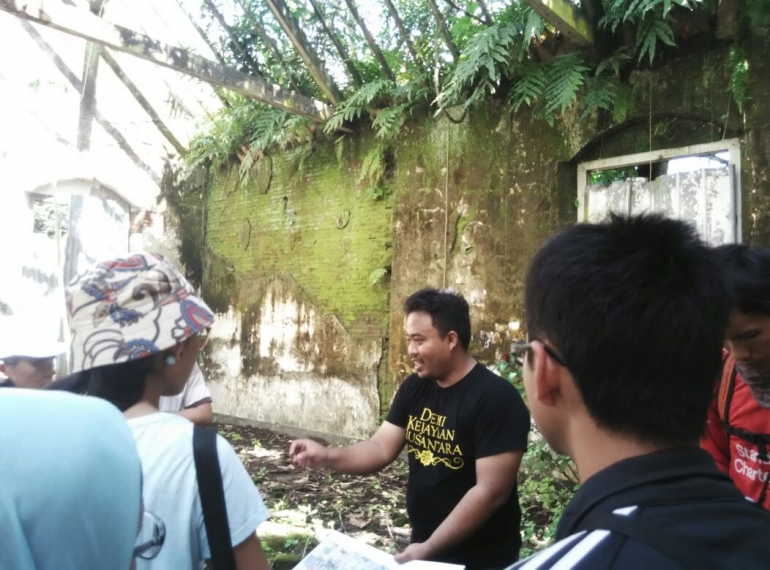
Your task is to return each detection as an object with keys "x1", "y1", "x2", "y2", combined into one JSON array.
[
  {"x1": 393, "y1": 542, "x2": 432, "y2": 564},
  {"x1": 288, "y1": 438, "x2": 330, "y2": 469}
]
